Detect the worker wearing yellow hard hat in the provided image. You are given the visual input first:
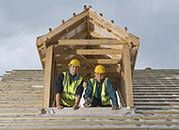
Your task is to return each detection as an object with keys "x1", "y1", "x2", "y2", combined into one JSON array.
[
  {"x1": 94, "y1": 65, "x2": 106, "y2": 73},
  {"x1": 83, "y1": 65, "x2": 119, "y2": 110},
  {"x1": 68, "y1": 59, "x2": 80, "y2": 67},
  {"x1": 55, "y1": 59, "x2": 84, "y2": 110}
]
